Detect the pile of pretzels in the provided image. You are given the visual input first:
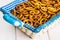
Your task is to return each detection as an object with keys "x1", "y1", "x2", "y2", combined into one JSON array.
[{"x1": 11, "y1": 0, "x2": 60, "y2": 28}]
